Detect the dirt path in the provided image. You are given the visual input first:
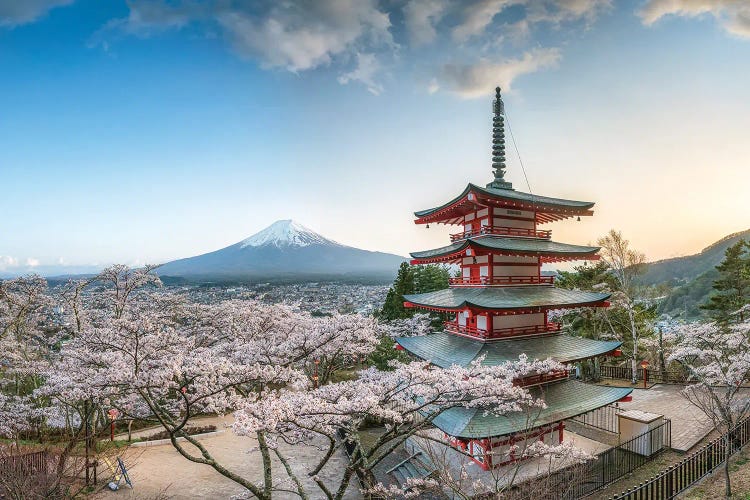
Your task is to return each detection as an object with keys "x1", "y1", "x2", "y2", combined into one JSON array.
[{"x1": 92, "y1": 415, "x2": 361, "y2": 499}]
